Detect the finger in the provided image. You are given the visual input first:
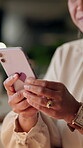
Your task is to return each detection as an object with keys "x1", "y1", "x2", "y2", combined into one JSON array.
[
  {"x1": 4, "y1": 73, "x2": 19, "y2": 88},
  {"x1": 24, "y1": 97, "x2": 58, "y2": 119},
  {"x1": 6, "y1": 89, "x2": 15, "y2": 96},
  {"x1": 24, "y1": 84, "x2": 61, "y2": 100},
  {"x1": 4, "y1": 74, "x2": 19, "y2": 95},
  {"x1": 8, "y1": 90, "x2": 24, "y2": 105},
  {"x1": 26, "y1": 77, "x2": 64, "y2": 91},
  {"x1": 23, "y1": 91, "x2": 60, "y2": 110},
  {"x1": 23, "y1": 91, "x2": 48, "y2": 107},
  {"x1": 13, "y1": 99, "x2": 30, "y2": 112}
]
